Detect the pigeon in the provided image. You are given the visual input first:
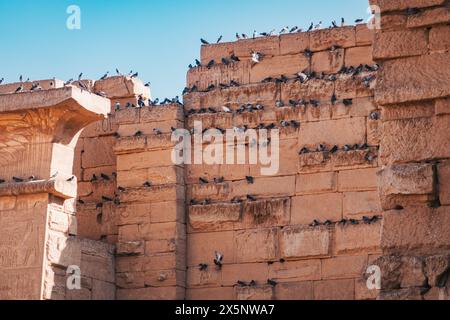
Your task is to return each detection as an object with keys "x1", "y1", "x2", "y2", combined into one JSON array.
[
  {"x1": 237, "y1": 281, "x2": 247, "y2": 287},
  {"x1": 13, "y1": 177, "x2": 24, "y2": 183},
  {"x1": 275, "y1": 100, "x2": 285, "y2": 108},
  {"x1": 290, "y1": 26, "x2": 299, "y2": 33},
  {"x1": 323, "y1": 220, "x2": 333, "y2": 226},
  {"x1": 115, "y1": 102, "x2": 121, "y2": 111},
  {"x1": 144, "y1": 82, "x2": 151, "y2": 87},
  {"x1": 267, "y1": 279, "x2": 278, "y2": 286},
  {"x1": 19, "y1": 75, "x2": 23, "y2": 82},
  {"x1": 90, "y1": 174, "x2": 98, "y2": 182},
  {"x1": 143, "y1": 181, "x2": 152, "y2": 188},
  {"x1": 153, "y1": 128, "x2": 162, "y2": 135},
  {"x1": 330, "y1": 145, "x2": 339, "y2": 154},
  {"x1": 246, "y1": 195, "x2": 257, "y2": 202},
  {"x1": 101, "y1": 173, "x2": 110, "y2": 181},
  {"x1": 64, "y1": 78, "x2": 73, "y2": 86},
  {"x1": 249, "y1": 280, "x2": 257, "y2": 287},
  {"x1": 338, "y1": 219, "x2": 348, "y2": 226},
  {"x1": 102, "y1": 196, "x2": 113, "y2": 202},
  {"x1": 343, "y1": 144, "x2": 352, "y2": 152},
  {"x1": 331, "y1": 93, "x2": 337, "y2": 105},
  {"x1": 15, "y1": 84, "x2": 24, "y2": 93},
  {"x1": 332, "y1": 20, "x2": 338, "y2": 28},
  {"x1": 200, "y1": 38, "x2": 210, "y2": 45},
  {"x1": 291, "y1": 120, "x2": 300, "y2": 129},
  {"x1": 251, "y1": 52, "x2": 261, "y2": 63},
  {"x1": 355, "y1": 19, "x2": 364, "y2": 23},
  {"x1": 230, "y1": 80, "x2": 240, "y2": 87},
  {"x1": 206, "y1": 60, "x2": 215, "y2": 69},
  {"x1": 0, "y1": 78, "x2": 4, "y2": 84},
  {"x1": 314, "y1": 21, "x2": 322, "y2": 30},
  {"x1": 363, "y1": 216, "x2": 372, "y2": 224},
  {"x1": 130, "y1": 72, "x2": 138, "y2": 78},
  {"x1": 310, "y1": 220, "x2": 321, "y2": 227},
  {"x1": 195, "y1": 59, "x2": 201, "y2": 67},
  {"x1": 341, "y1": 17, "x2": 346, "y2": 27},
  {"x1": 199, "y1": 177, "x2": 209, "y2": 185},
  {"x1": 100, "y1": 72, "x2": 109, "y2": 80},
  {"x1": 134, "y1": 131, "x2": 143, "y2": 137},
  {"x1": 30, "y1": 83, "x2": 42, "y2": 91},
  {"x1": 66, "y1": 176, "x2": 75, "y2": 182},
  {"x1": 317, "y1": 144, "x2": 327, "y2": 152},
  {"x1": 50, "y1": 172, "x2": 59, "y2": 179},
  {"x1": 214, "y1": 177, "x2": 225, "y2": 184},
  {"x1": 343, "y1": 99, "x2": 353, "y2": 106},
  {"x1": 0, "y1": 179, "x2": 6, "y2": 184},
  {"x1": 199, "y1": 264, "x2": 208, "y2": 271},
  {"x1": 236, "y1": 33, "x2": 241, "y2": 40},
  {"x1": 118, "y1": 186, "x2": 126, "y2": 192},
  {"x1": 216, "y1": 35, "x2": 223, "y2": 43},
  {"x1": 78, "y1": 73, "x2": 83, "y2": 81},
  {"x1": 77, "y1": 199, "x2": 85, "y2": 205},
  {"x1": 222, "y1": 105, "x2": 232, "y2": 113},
  {"x1": 307, "y1": 23, "x2": 314, "y2": 32},
  {"x1": 299, "y1": 147, "x2": 310, "y2": 155},
  {"x1": 214, "y1": 251, "x2": 223, "y2": 269},
  {"x1": 221, "y1": 58, "x2": 230, "y2": 65},
  {"x1": 230, "y1": 54, "x2": 240, "y2": 62},
  {"x1": 245, "y1": 176, "x2": 254, "y2": 184},
  {"x1": 370, "y1": 112, "x2": 380, "y2": 120},
  {"x1": 279, "y1": 26, "x2": 289, "y2": 34},
  {"x1": 304, "y1": 49, "x2": 313, "y2": 58}
]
